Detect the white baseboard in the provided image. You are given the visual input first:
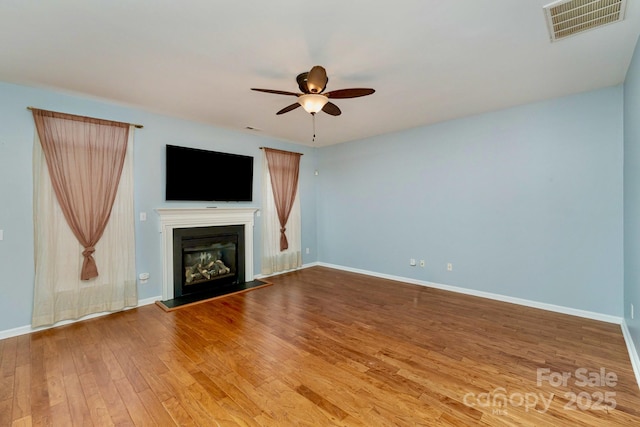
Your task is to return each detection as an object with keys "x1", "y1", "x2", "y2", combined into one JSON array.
[
  {"x1": 621, "y1": 321, "x2": 640, "y2": 391},
  {"x1": 254, "y1": 261, "x2": 320, "y2": 280},
  {"x1": 317, "y1": 262, "x2": 623, "y2": 324},
  {"x1": 0, "y1": 295, "x2": 161, "y2": 340}
]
